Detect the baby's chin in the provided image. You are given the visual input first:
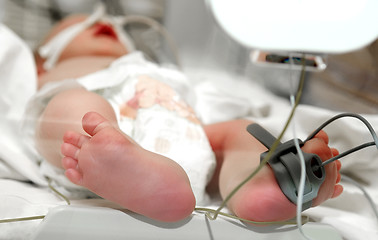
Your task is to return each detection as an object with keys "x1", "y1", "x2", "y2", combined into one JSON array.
[
  {"x1": 56, "y1": 54, "x2": 120, "y2": 65},
  {"x1": 58, "y1": 43, "x2": 128, "y2": 62},
  {"x1": 92, "y1": 39, "x2": 129, "y2": 57}
]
